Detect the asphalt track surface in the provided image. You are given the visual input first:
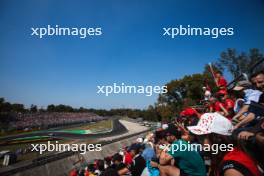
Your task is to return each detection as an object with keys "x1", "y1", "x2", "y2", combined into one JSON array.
[
  {"x1": 0, "y1": 120, "x2": 150, "y2": 176},
  {"x1": 0, "y1": 119, "x2": 128, "y2": 143}
]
